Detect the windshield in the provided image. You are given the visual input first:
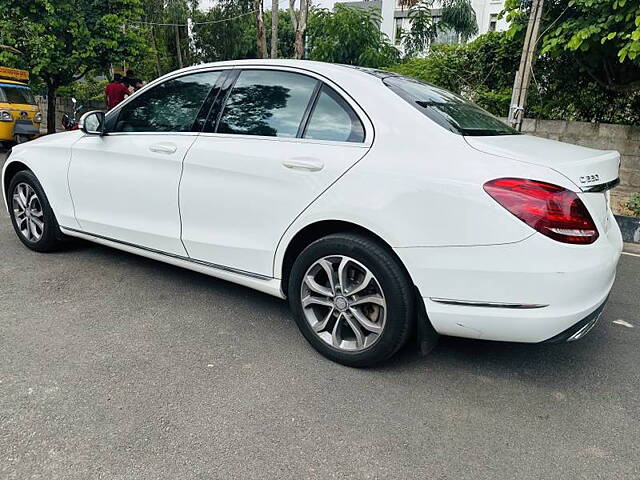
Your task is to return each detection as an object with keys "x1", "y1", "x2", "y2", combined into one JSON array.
[
  {"x1": 0, "y1": 83, "x2": 36, "y2": 105},
  {"x1": 383, "y1": 75, "x2": 517, "y2": 136}
]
